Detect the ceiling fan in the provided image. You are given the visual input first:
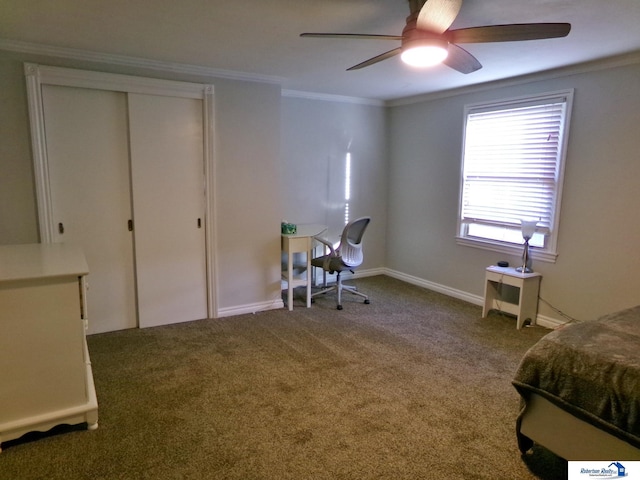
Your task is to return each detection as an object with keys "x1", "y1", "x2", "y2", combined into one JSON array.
[{"x1": 300, "y1": 0, "x2": 571, "y2": 73}]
